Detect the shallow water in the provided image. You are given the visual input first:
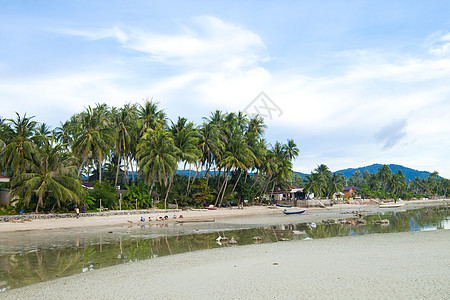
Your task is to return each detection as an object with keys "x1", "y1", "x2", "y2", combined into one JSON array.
[{"x1": 0, "y1": 206, "x2": 448, "y2": 292}]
